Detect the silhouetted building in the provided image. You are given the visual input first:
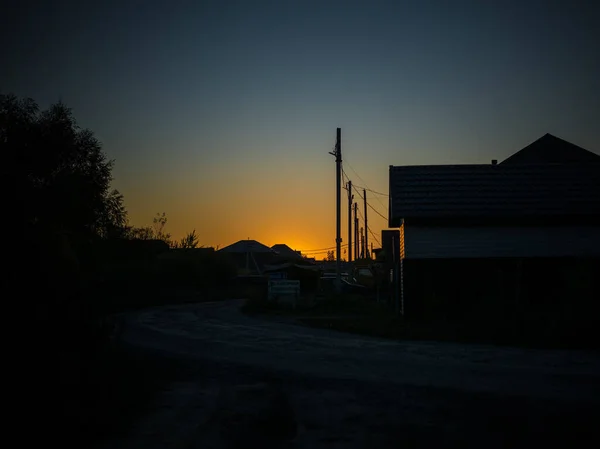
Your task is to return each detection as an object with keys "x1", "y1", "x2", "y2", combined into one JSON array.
[
  {"x1": 389, "y1": 134, "x2": 600, "y2": 259},
  {"x1": 218, "y1": 239, "x2": 277, "y2": 275},
  {"x1": 271, "y1": 244, "x2": 303, "y2": 260},
  {"x1": 388, "y1": 134, "x2": 600, "y2": 346}
]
